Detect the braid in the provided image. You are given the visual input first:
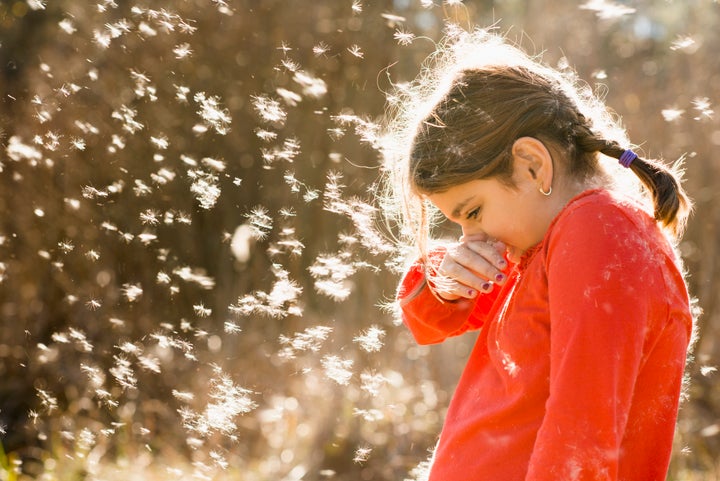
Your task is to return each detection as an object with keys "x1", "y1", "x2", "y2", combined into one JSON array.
[{"x1": 572, "y1": 120, "x2": 692, "y2": 239}]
